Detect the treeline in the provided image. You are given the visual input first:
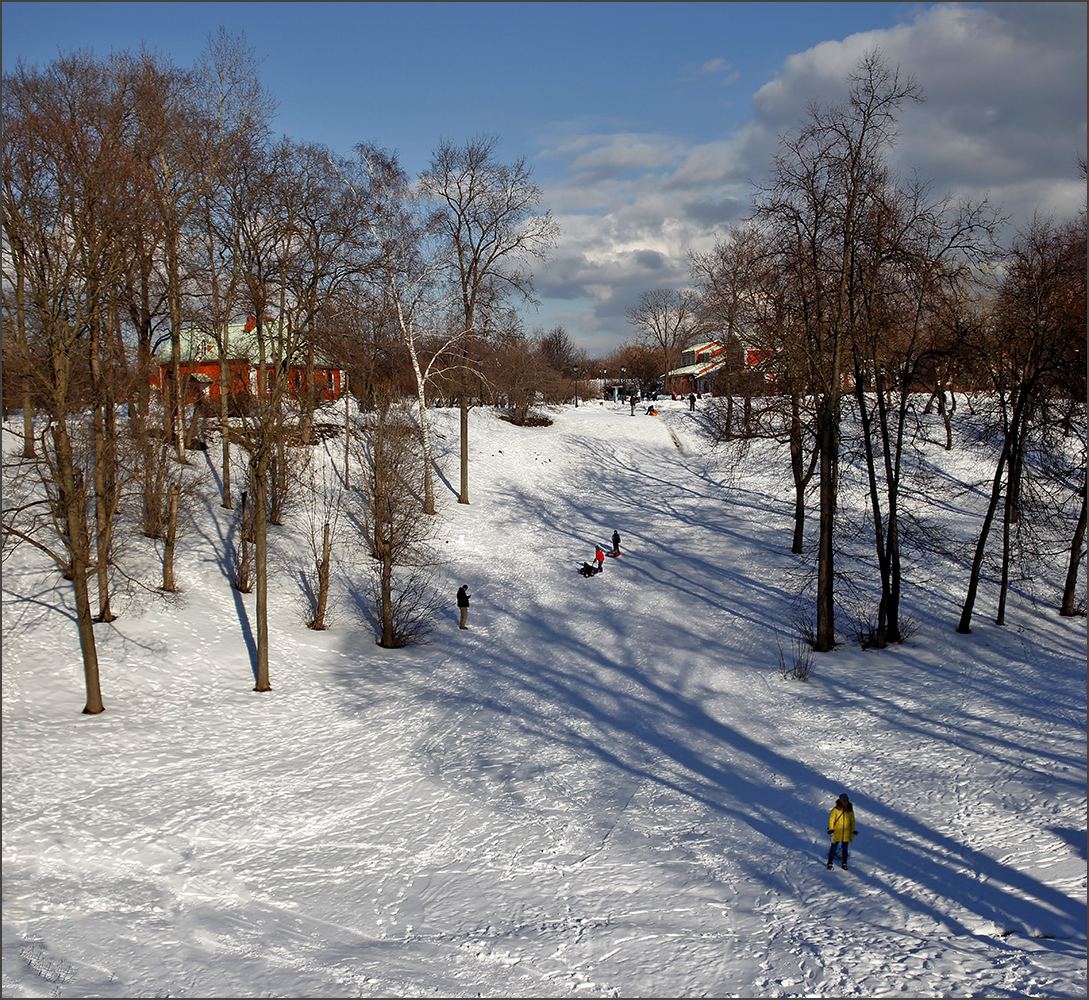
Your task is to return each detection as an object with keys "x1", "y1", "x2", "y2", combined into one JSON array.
[
  {"x1": 2, "y1": 41, "x2": 1084, "y2": 714},
  {"x1": 627, "y1": 55, "x2": 1086, "y2": 653},
  {"x1": 1, "y1": 33, "x2": 582, "y2": 710}
]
